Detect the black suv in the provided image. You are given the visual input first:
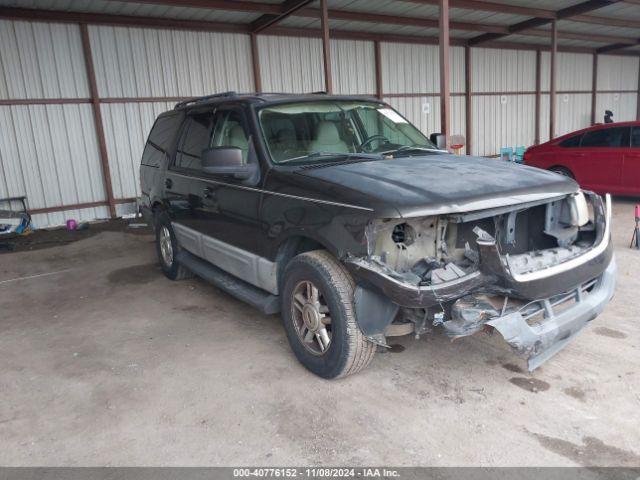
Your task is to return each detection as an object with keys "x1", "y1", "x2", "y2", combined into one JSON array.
[{"x1": 140, "y1": 92, "x2": 615, "y2": 378}]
